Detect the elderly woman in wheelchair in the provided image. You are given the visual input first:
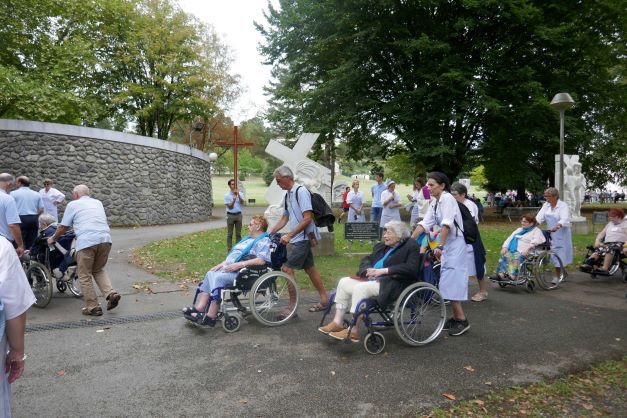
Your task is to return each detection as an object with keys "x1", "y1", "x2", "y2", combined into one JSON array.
[
  {"x1": 318, "y1": 220, "x2": 421, "y2": 343},
  {"x1": 492, "y1": 213, "x2": 546, "y2": 282},
  {"x1": 579, "y1": 208, "x2": 626, "y2": 277},
  {"x1": 183, "y1": 215, "x2": 272, "y2": 327}
]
